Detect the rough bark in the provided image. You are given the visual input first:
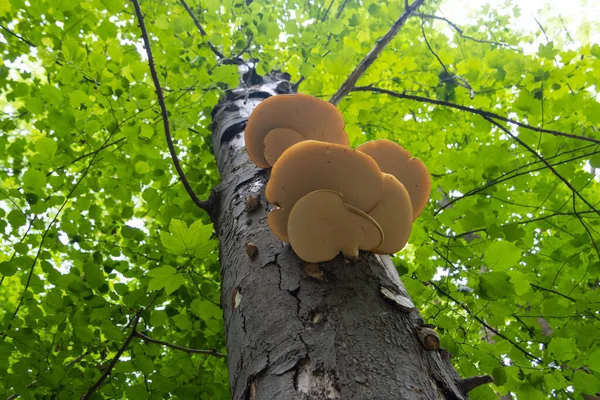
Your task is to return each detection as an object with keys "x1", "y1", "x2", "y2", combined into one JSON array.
[{"x1": 211, "y1": 71, "x2": 469, "y2": 400}]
